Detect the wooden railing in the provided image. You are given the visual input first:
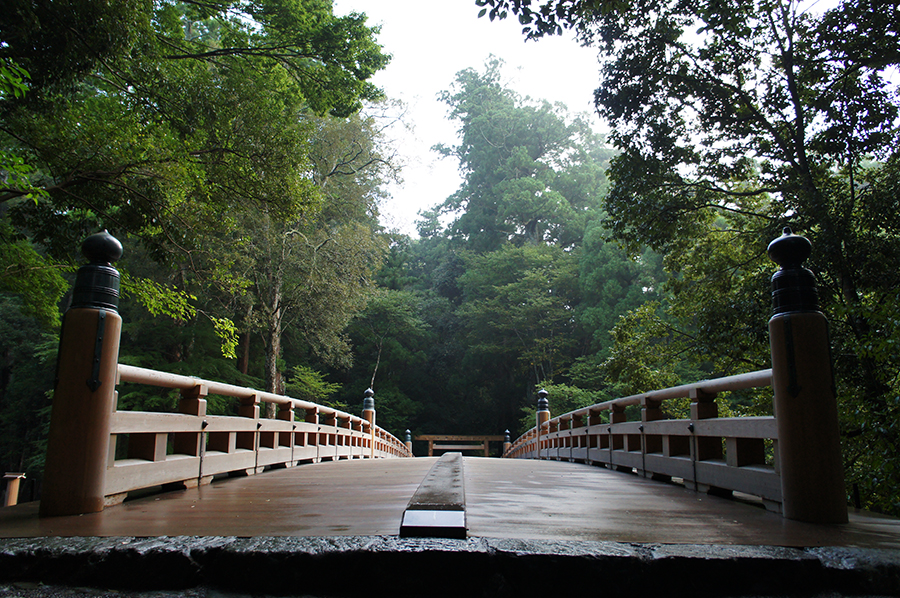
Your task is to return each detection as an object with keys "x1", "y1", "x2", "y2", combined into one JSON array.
[
  {"x1": 40, "y1": 232, "x2": 412, "y2": 517},
  {"x1": 504, "y1": 370, "x2": 781, "y2": 511},
  {"x1": 503, "y1": 230, "x2": 851, "y2": 524},
  {"x1": 104, "y1": 365, "x2": 411, "y2": 505}
]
